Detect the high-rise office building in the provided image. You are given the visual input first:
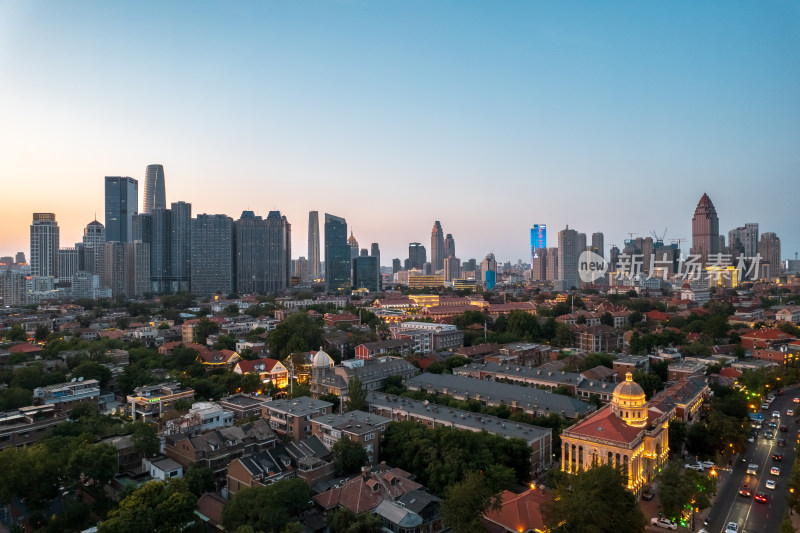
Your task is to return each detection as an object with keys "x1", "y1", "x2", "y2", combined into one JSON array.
[
  {"x1": 0, "y1": 270, "x2": 28, "y2": 306},
  {"x1": 236, "y1": 211, "x2": 267, "y2": 294},
  {"x1": 293, "y1": 257, "x2": 310, "y2": 282},
  {"x1": 531, "y1": 224, "x2": 547, "y2": 263},
  {"x1": 170, "y1": 201, "x2": 192, "y2": 293},
  {"x1": 101, "y1": 241, "x2": 149, "y2": 297},
  {"x1": 15, "y1": 252, "x2": 26, "y2": 265},
  {"x1": 431, "y1": 221, "x2": 445, "y2": 271},
  {"x1": 545, "y1": 248, "x2": 559, "y2": 281},
  {"x1": 265, "y1": 211, "x2": 291, "y2": 294},
  {"x1": 392, "y1": 258, "x2": 402, "y2": 273},
  {"x1": 531, "y1": 252, "x2": 546, "y2": 281},
  {"x1": 444, "y1": 233, "x2": 455, "y2": 260},
  {"x1": 83, "y1": 220, "x2": 105, "y2": 248},
  {"x1": 370, "y1": 243, "x2": 380, "y2": 267},
  {"x1": 30, "y1": 213, "x2": 59, "y2": 278},
  {"x1": 105, "y1": 176, "x2": 138, "y2": 242},
  {"x1": 308, "y1": 211, "x2": 321, "y2": 280},
  {"x1": 149, "y1": 208, "x2": 172, "y2": 293},
  {"x1": 480, "y1": 253, "x2": 497, "y2": 290},
  {"x1": 743, "y1": 223, "x2": 759, "y2": 258},
  {"x1": 348, "y1": 231, "x2": 359, "y2": 260},
  {"x1": 556, "y1": 227, "x2": 580, "y2": 291},
  {"x1": 591, "y1": 232, "x2": 604, "y2": 258},
  {"x1": 57, "y1": 248, "x2": 79, "y2": 283},
  {"x1": 353, "y1": 254, "x2": 380, "y2": 292},
  {"x1": 143, "y1": 164, "x2": 166, "y2": 214},
  {"x1": 690, "y1": 193, "x2": 719, "y2": 267},
  {"x1": 408, "y1": 243, "x2": 426, "y2": 270},
  {"x1": 443, "y1": 256, "x2": 461, "y2": 281},
  {"x1": 191, "y1": 214, "x2": 234, "y2": 296},
  {"x1": 325, "y1": 214, "x2": 350, "y2": 292},
  {"x1": 759, "y1": 232, "x2": 781, "y2": 279}
]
